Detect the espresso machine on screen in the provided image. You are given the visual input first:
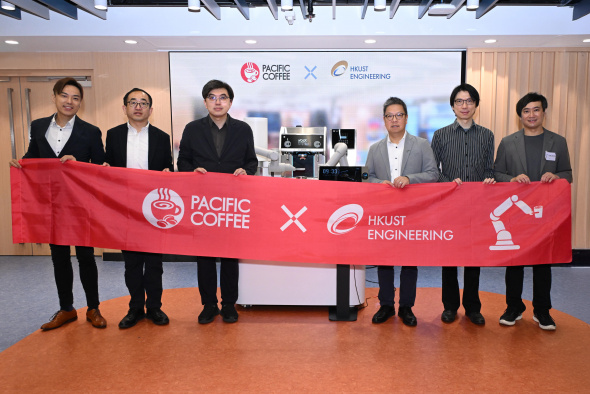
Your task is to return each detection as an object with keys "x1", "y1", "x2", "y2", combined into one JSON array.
[{"x1": 279, "y1": 126, "x2": 326, "y2": 178}]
